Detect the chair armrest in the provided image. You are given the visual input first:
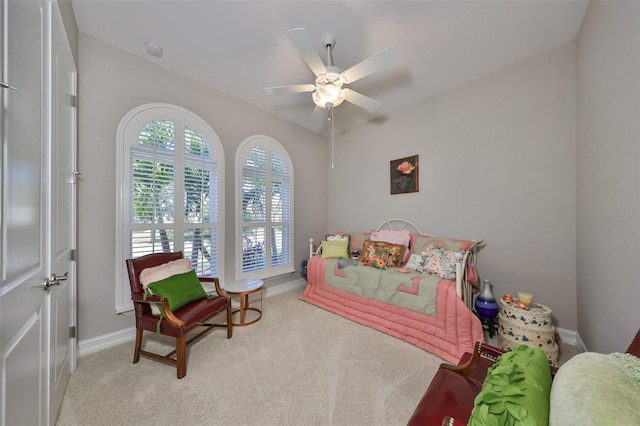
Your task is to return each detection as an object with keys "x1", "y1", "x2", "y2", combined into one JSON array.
[
  {"x1": 131, "y1": 293, "x2": 185, "y2": 328},
  {"x1": 199, "y1": 277, "x2": 231, "y2": 300},
  {"x1": 440, "y1": 342, "x2": 505, "y2": 376},
  {"x1": 157, "y1": 298, "x2": 185, "y2": 328}
]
